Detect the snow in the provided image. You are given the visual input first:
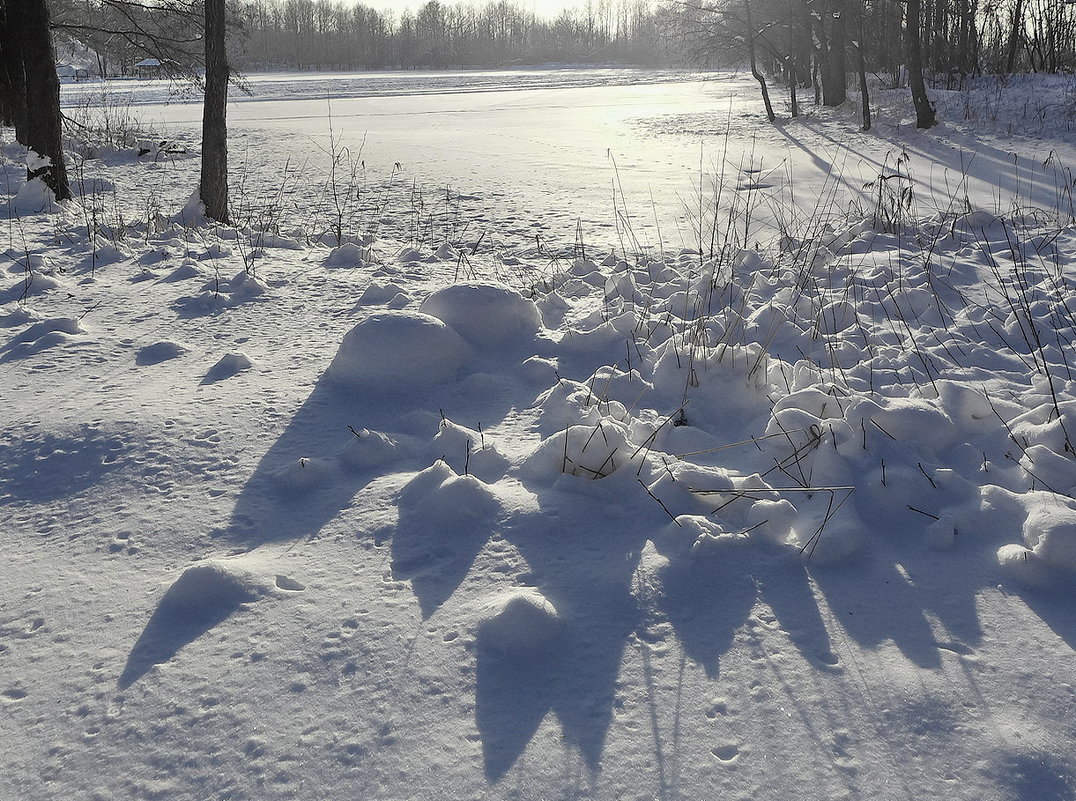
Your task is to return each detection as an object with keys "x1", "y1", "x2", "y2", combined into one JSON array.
[
  {"x1": 3, "y1": 67, "x2": 1076, "y2": 800},
  {"x1": 418, "y1": 281, "x2": 542, "y2": 346},
  {"x1": 326, "y1": 310, "x2": 472, "y2": 388}
]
